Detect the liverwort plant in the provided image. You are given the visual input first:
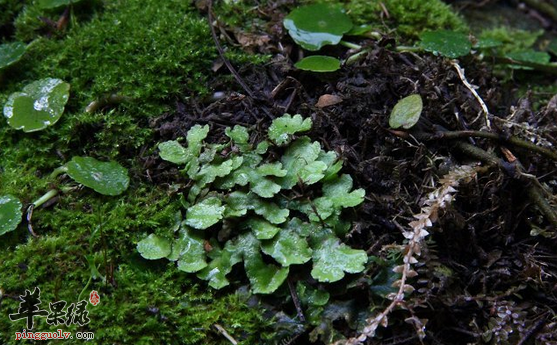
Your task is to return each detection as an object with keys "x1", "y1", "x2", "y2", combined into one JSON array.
[{"x1": 138, "y1": 114, "x2": 368, "y2": 294}]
